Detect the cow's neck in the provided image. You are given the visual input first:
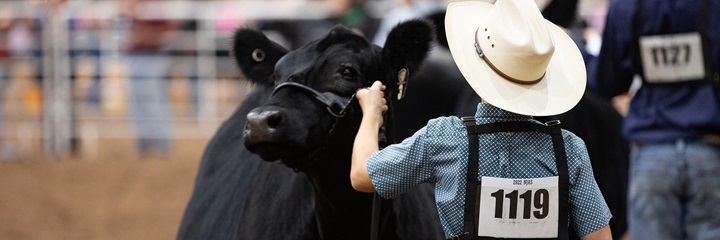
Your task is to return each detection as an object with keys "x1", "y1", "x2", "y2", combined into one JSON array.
[
  {"x1": 306, "y1": 158, "x2": 375, "y2": 239},
  {"x1": 301, "y1": 141, "x2": 367, "y2": 239},
  {"x1": 303, "y1": 117, "x2": 392, "y2": 240}
]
